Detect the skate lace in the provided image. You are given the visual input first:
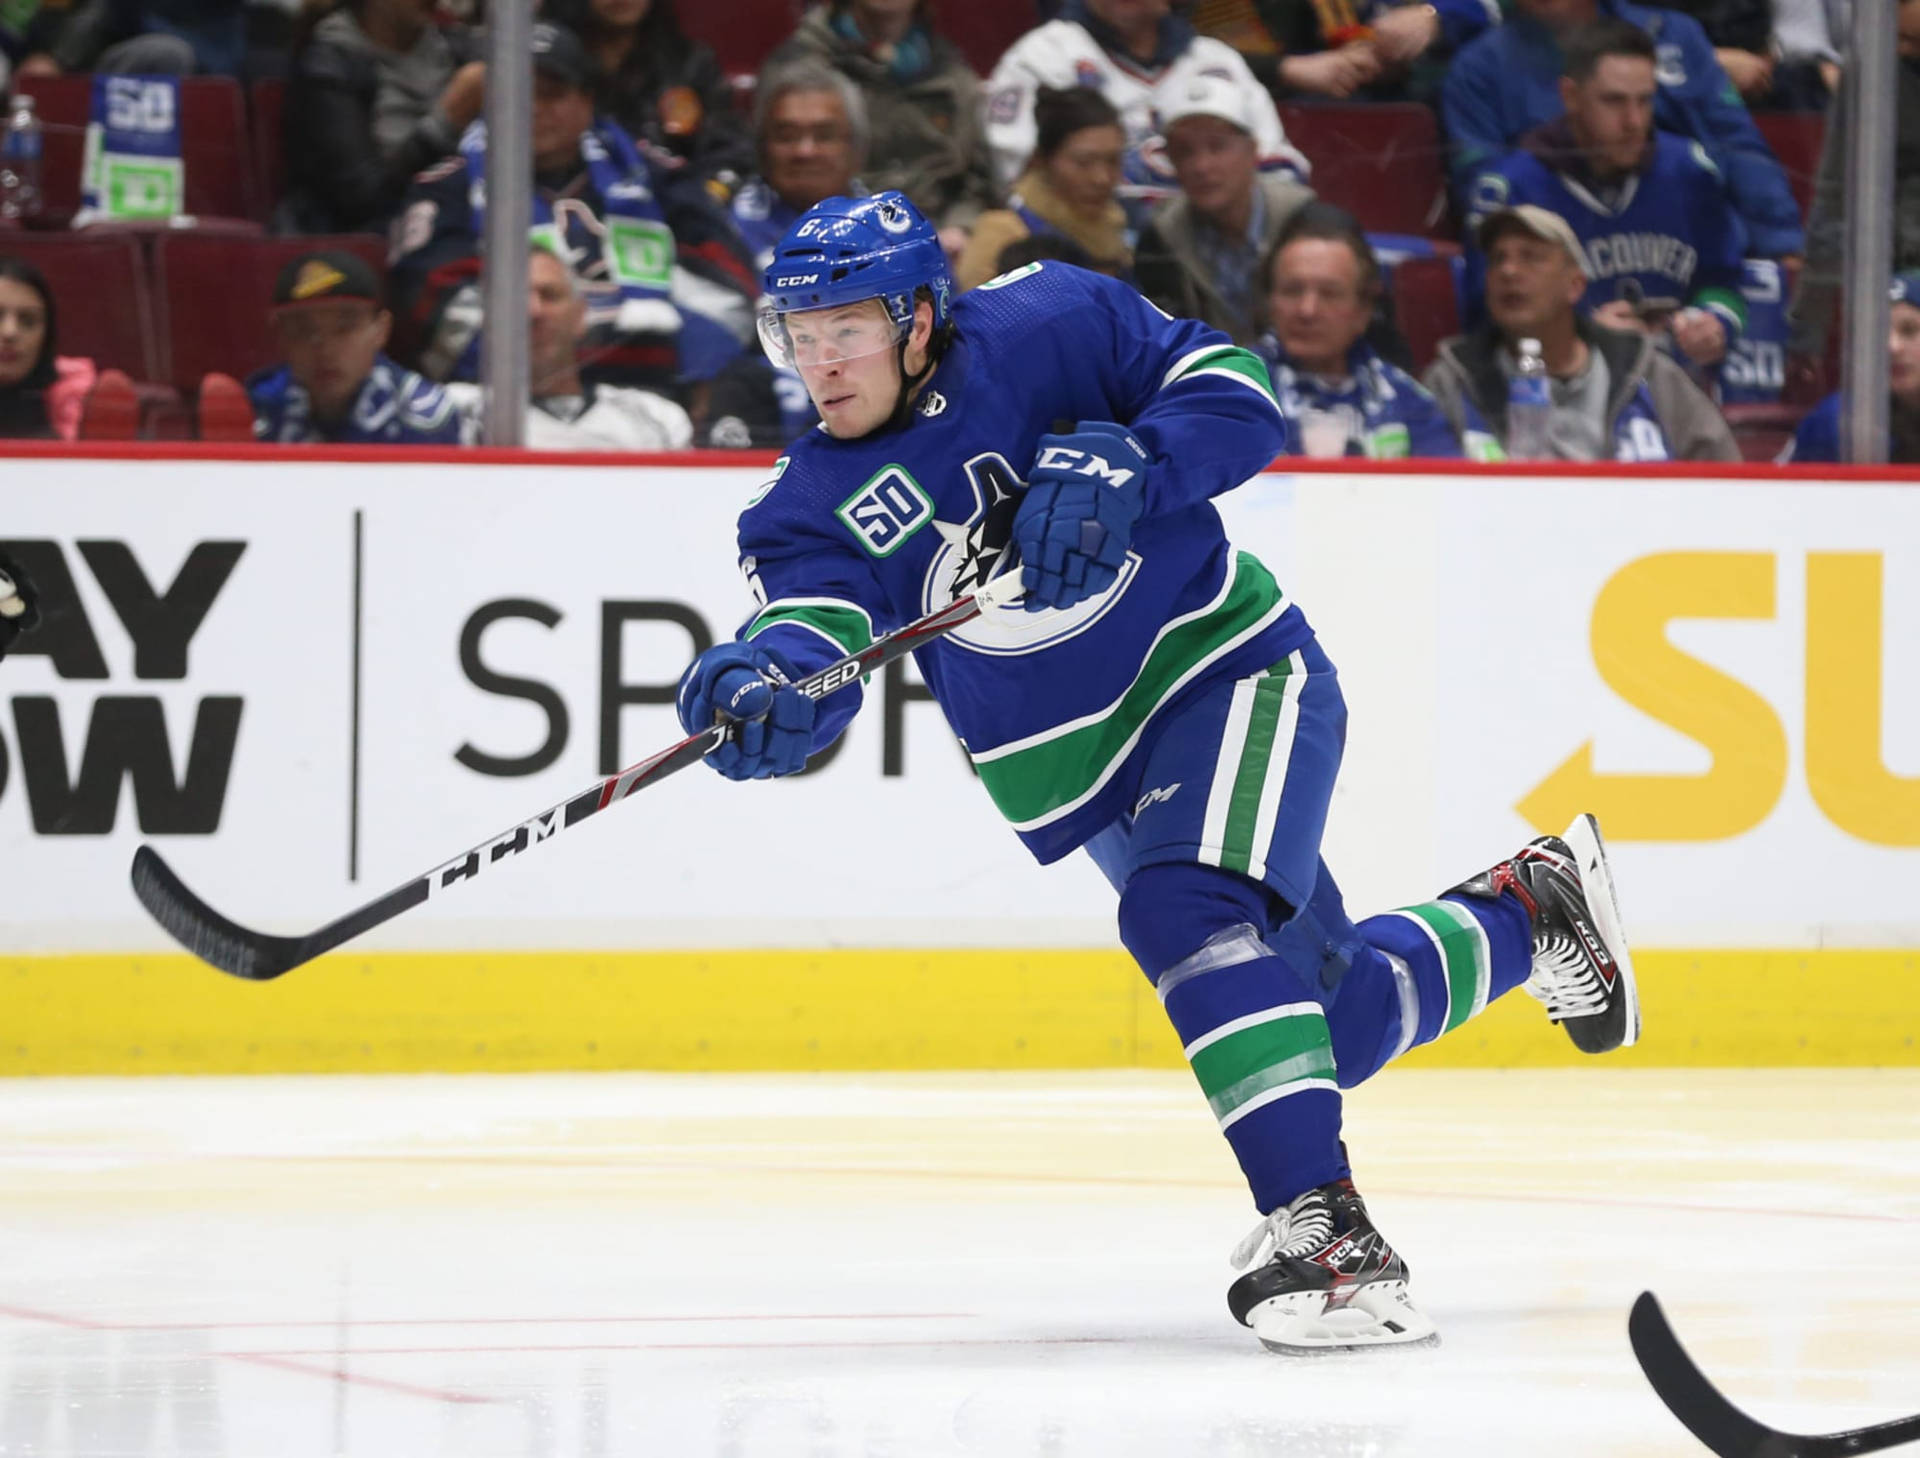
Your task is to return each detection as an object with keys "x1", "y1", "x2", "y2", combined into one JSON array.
[
  {"x1": 1229, "y1": 1195, "x2": 1334, "y2": 1271},
  {"x1": 1524, "y1": 931, "x2": 1608, "y2": 1019}
]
